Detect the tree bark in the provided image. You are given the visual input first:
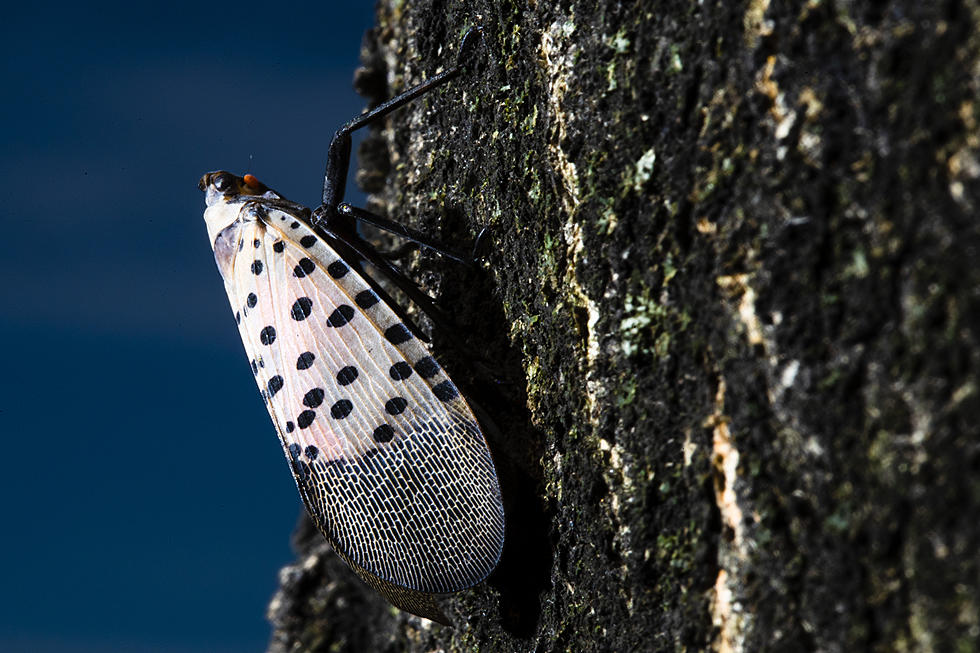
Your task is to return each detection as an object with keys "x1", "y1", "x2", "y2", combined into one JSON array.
[{"x1": 267, "y1": 1, "x2": 980, "y2": 651}]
